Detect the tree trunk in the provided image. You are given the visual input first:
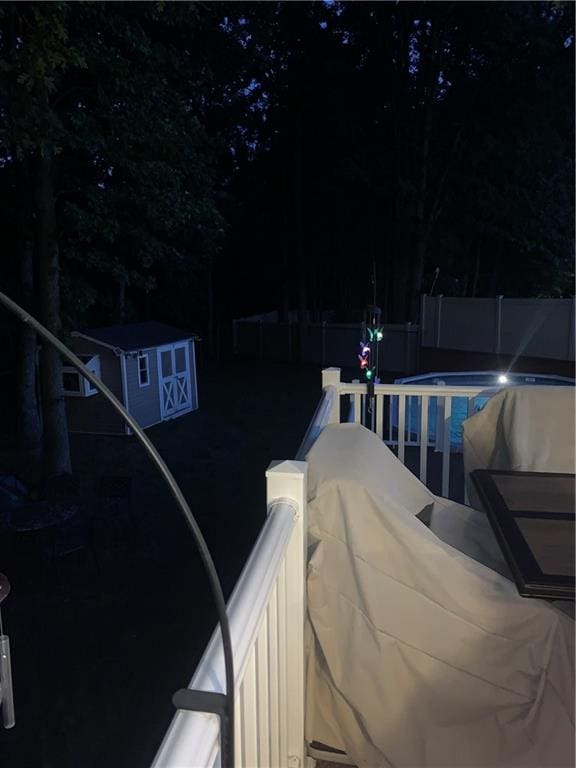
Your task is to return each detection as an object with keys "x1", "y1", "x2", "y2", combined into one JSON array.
[
  {"x1": 114, "y1": 278, "x2": 126, "y2": 323},
  {"x1": 471, "y1": 246, "x2": 481, "y2": 297},
  {"x1": 17, "y1": 233, "x2": 43, "y2": 481},
  {"x1": 292, "y1": 110, "x2": 307, "y2": 355},
  {"x1": 207, "y1": 256, "x2": 215, "y2": 357},
  {"x1": 36, "y1": 153, "x2": 71, "y2": 479},
  {"x1": 409, "y1": 108, "x2": 431, "y2": 322}
]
